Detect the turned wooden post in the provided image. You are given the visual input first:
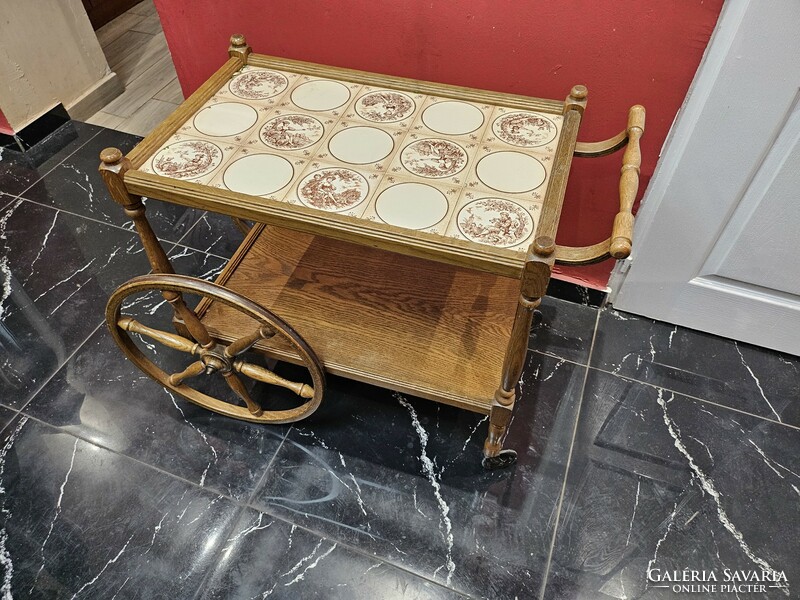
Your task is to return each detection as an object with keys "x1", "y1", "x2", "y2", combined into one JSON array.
[
  {"x1": 483, "y1": 85, "x2": 587, "y2": 466},
  {"x1": 229, "y1": 34, "x2": 251, "y2": 61},
  {"x1": 99, "y1": 148, "x2": 215, "y2": 348}
]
